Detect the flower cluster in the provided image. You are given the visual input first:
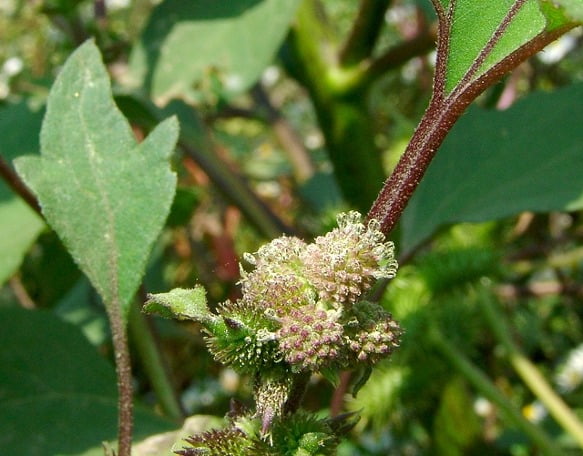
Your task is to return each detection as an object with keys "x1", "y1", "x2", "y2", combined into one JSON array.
[
  {"x1": 148, "y1": 211, "x2": 401, "y2": 455},
  {"x1": 205, "y1": 211, "x2": 401, "y2": 375}
]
